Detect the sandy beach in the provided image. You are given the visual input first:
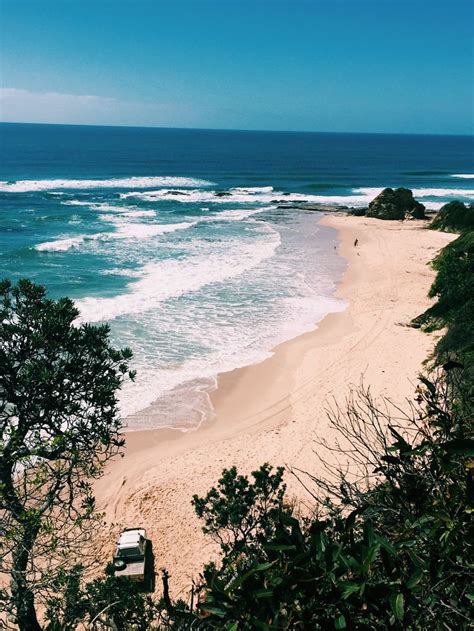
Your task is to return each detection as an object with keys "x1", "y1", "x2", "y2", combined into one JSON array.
[{"x1": 94, "y1": 214, "x2": 454, "y2": 598}]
